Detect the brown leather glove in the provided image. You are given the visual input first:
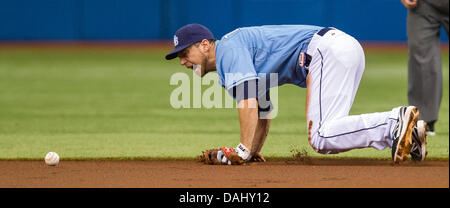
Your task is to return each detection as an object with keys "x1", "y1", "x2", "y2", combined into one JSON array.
[
  {"x1": 197, "y1": 148, "x2": 222, "y2": 165},
  {"x1": 197, "y1": 147, "x2": 245, "y2": 165}
]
